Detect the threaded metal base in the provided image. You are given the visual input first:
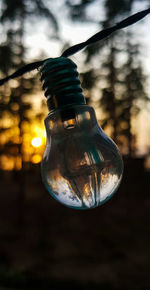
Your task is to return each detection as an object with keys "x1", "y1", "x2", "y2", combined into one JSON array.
[{"x1": 40, "y1": 57, "x2": 86, "y2": 112}]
